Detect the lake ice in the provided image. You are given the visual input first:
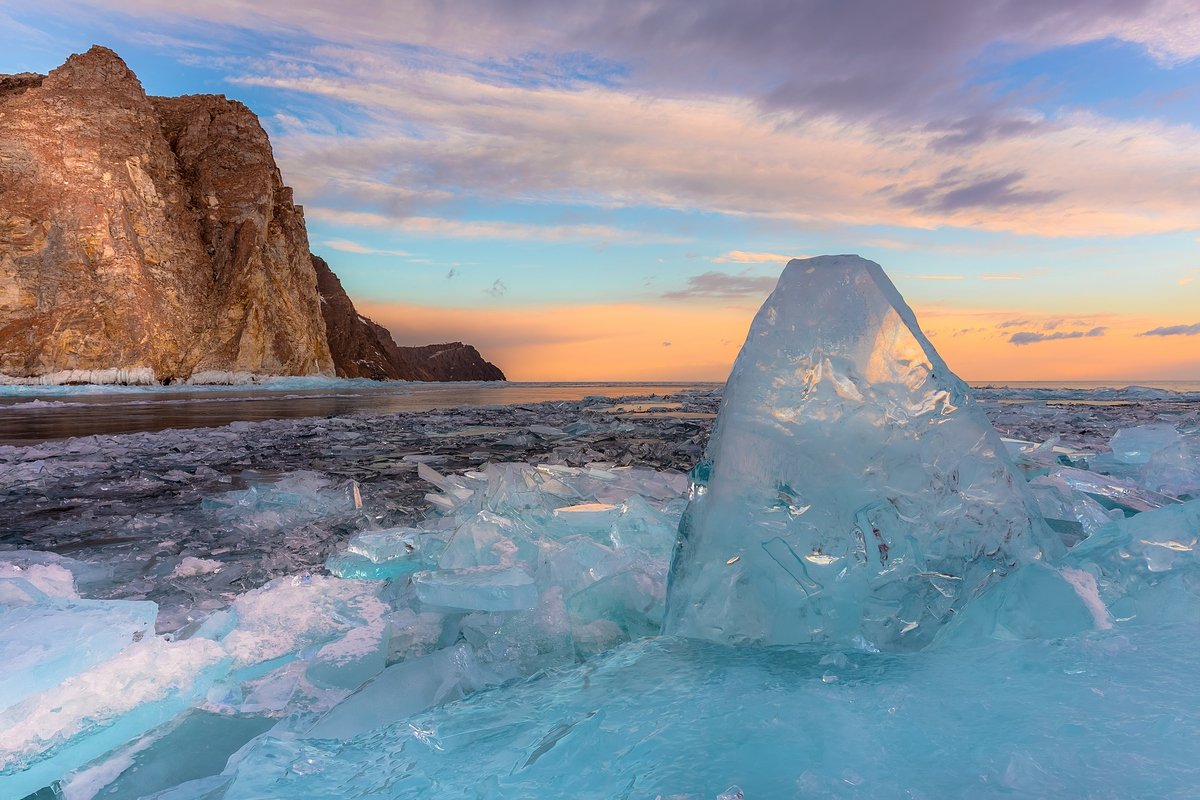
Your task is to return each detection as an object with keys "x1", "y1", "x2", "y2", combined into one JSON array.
[{"x1": 1, "y1": 257, "x2": 1197, "y2": 799}]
